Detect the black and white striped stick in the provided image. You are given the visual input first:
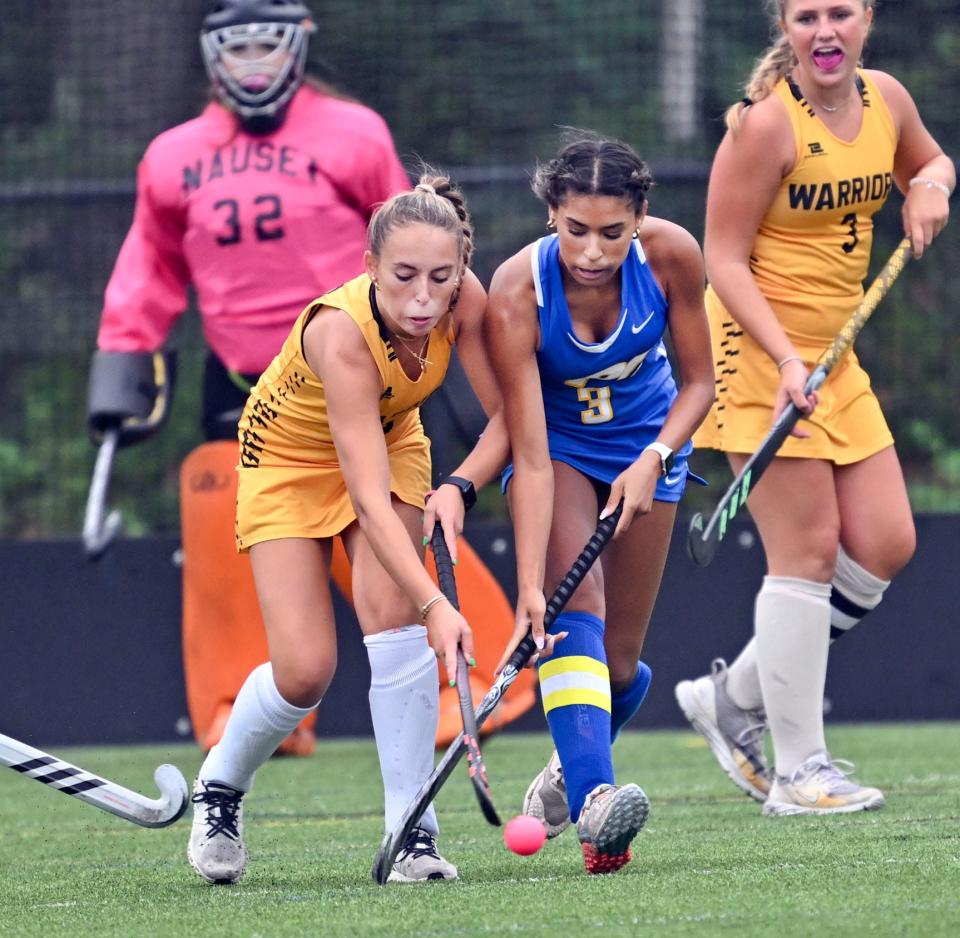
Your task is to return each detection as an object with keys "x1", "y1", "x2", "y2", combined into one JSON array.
[{"x1": 0, "y1": 732, "x2": 188, "y2": 828}]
